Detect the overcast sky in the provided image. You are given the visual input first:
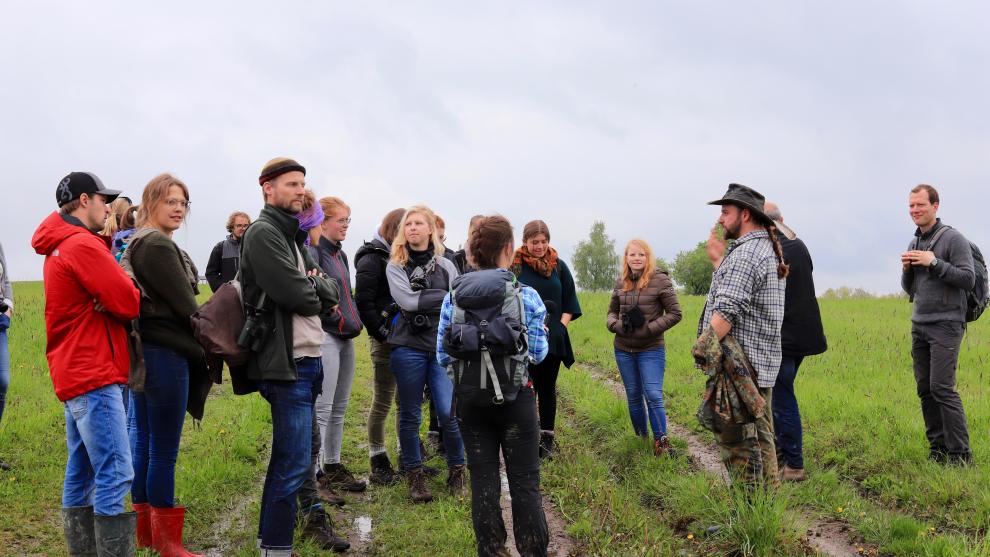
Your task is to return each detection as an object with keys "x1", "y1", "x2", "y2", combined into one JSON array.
[{"x1": 2, "y1": 1, "x2": 987, "y2": 295}]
